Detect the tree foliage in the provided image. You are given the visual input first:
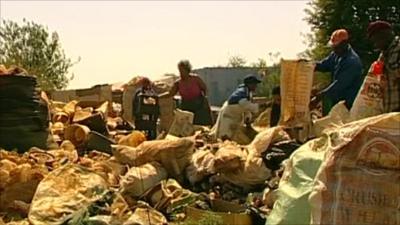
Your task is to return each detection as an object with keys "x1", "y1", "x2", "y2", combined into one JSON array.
[
  {"x1": 304, "y1": 0, "x2": 400, "y2": 71},
  {"x1": 250, "y1": 58, "x2": 267, "y2": 68},
  {"x1": 0, "y1": 19, "x2": 78, "y2": 91},
  {"x1": 227, "y1": 55, "x2": 247, "y2": 67},
  {"x1": 256, "y1": 65, "x2": 280, "y2": 99},
  {"x1": 253, "y1": 53, "x2": 281, "y2": 99},
  {"x1": 225, "y1": 54, "x2": 281, "y2": 99}
]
